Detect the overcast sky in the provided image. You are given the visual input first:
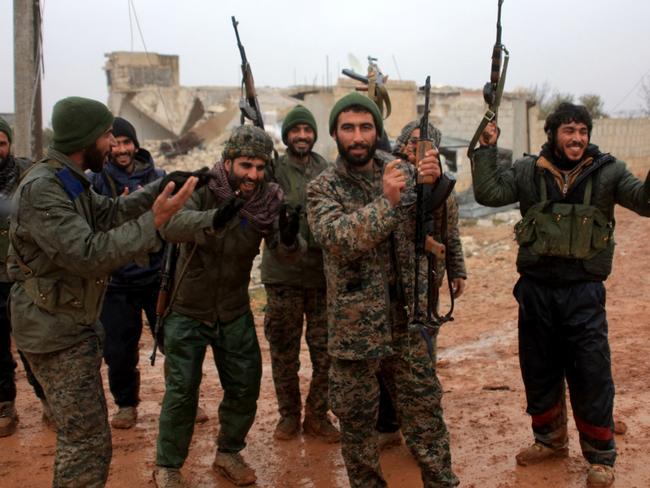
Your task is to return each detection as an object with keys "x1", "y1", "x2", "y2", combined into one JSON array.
[{"x1": 2, "y1": 0, "x2": 650, "y2": 125}]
